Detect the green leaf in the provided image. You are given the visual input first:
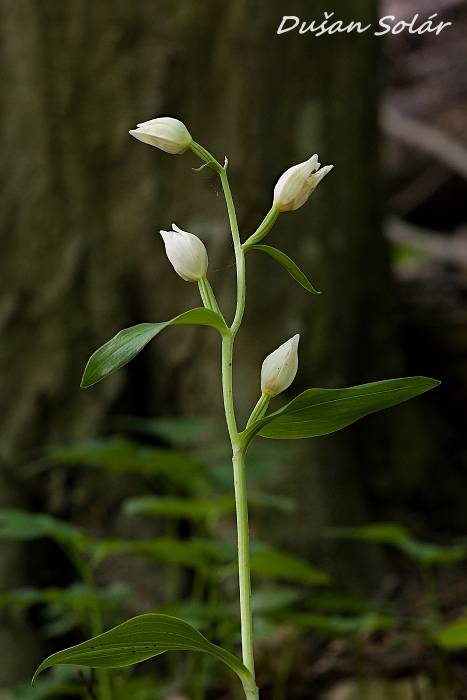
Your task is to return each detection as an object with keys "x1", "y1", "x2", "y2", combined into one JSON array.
[
  {"x1": 81, "y1": 308, "x2": 227, "y2": 388},
  {"x1": 158, "y1": 600, "x2": 236, "y2": 631},
  {"x1": 123, "y1": 495, "x2": 235, "y2": 521},
  {"x1": 242, "y1": 377, "x2": 440, "y2": 442},
  {"x1": 323, "y1": 523, "x2": 467, "y2": 566},
  {"x1": 112, "y1": 416, "x2": 214, "y2": 447},
  {"x1": 438, "y1": 618, "x2": 467, "y2": 648},
  {"x1": 282, "y1": 611, "x2": 396, "y2": 637},
  {"x1": 249, "y1": 245, "x2": 321, "y2": 294},
  {"x1": 247, "y1": 492, "x2": 296, "y2": 514},
  {"x1": 0, "y1": 584, "x2": 124, "y2": 609},
  {"x1": 90, "y1": 537, "x2": 225, "y2": 571},
  {"x1": 188, "y1": 537, "x2": 238, "y2": 563},
  {"x1": 33, "y1": 613, "x2": 256, "y2": 697},
  {"x1": 0, "y1": 510, "x2": 85, "y2": 547},
  {"x1": 48, "y1": 438, "x2": 206, "y2": 491},
  {"x1": 249, "y1": 549, "x2": 330, "y2": 586},
  {"x1": 399, "y1": 540, "x2": 466, "y2": 566},
  {"x1": 250, "y1": 586, "x2": 303, "y2": 614},
  {"x1": 323, "y1": 523, "x2": 411, "y2": 546}
]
